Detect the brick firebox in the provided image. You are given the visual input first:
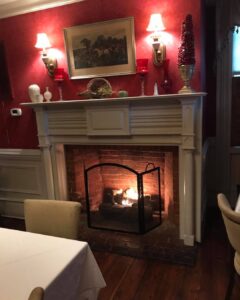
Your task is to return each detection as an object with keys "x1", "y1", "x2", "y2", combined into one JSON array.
[{"x1": 66, "y1": 145, "x2": 179, "y2": 225}]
